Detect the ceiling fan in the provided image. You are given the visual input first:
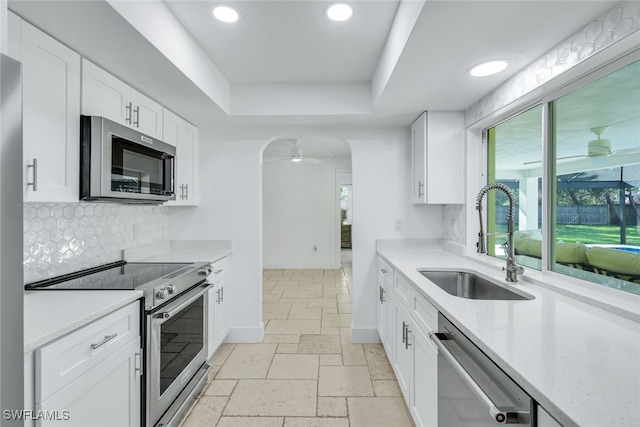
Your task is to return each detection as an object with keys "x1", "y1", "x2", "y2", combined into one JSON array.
[
  {"x1": 264, "y1": 139, "x2": 322, "y2": 164},
  {"x1": 524, "y1": 126, "x2": 640, "y2": 165}
]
